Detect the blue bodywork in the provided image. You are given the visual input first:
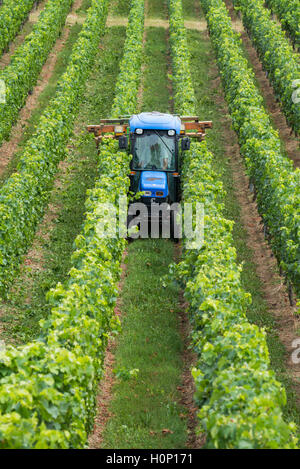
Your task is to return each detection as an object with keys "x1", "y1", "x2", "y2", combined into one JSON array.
[
  {"x1": 140, "y1": 171, "x2": 168, "y2": 198},
  {"x1": 130, "y1": 112, "x2": 181, "y2": 135}
]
